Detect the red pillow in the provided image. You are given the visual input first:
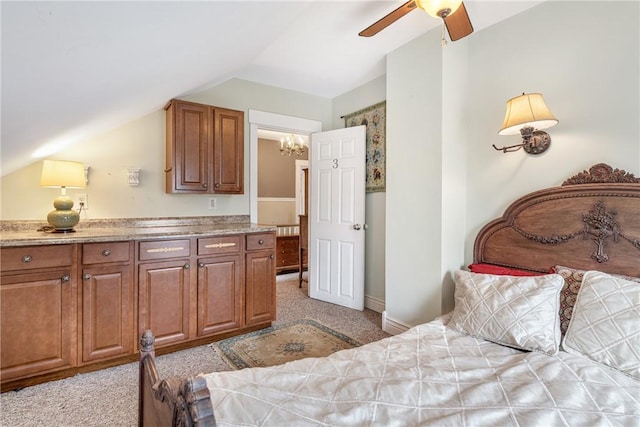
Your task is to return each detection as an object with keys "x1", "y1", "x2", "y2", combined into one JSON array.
[{"x1": 468, "y1": 263, "x2": 545, "y2": 277}]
